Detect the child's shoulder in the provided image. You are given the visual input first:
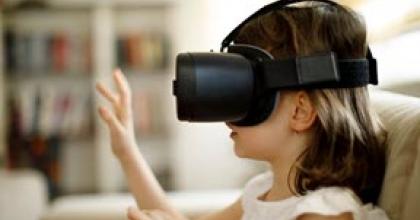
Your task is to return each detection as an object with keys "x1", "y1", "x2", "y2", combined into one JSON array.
[{"x1": 296, "y1": 187, "x2": 363, "y2": 215}]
